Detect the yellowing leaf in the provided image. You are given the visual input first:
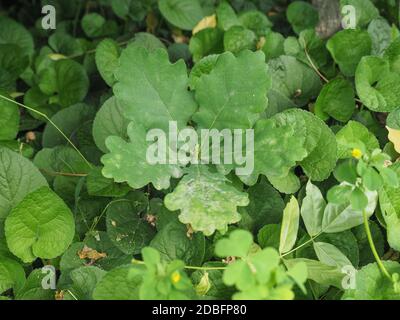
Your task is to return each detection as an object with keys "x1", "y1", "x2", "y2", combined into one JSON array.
[
  {"x1": 192, "y1": 14, "x2": 217, "y2": 35},
  {"x1": 387, "y1": 126, "x2": 400, "y2": 153},
  {"x1": 78, "y1": 245, "x2": 107, "y2": 261},
  {"x1": 48, "y1": 53, "x2": 67, "y2": 61}
]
